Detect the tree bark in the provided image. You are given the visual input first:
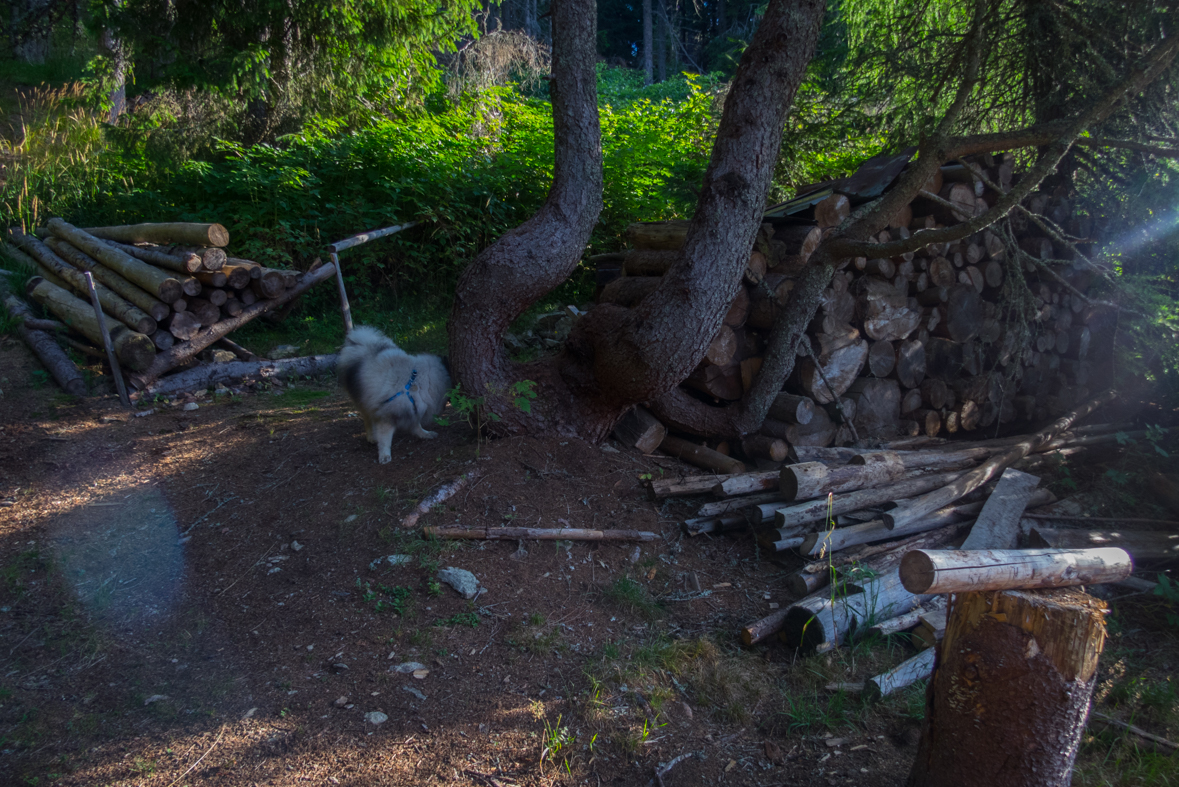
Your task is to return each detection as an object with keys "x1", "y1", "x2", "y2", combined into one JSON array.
[{"x1": 907, "y1": 588, "x2": 1109, "y2": 787}]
